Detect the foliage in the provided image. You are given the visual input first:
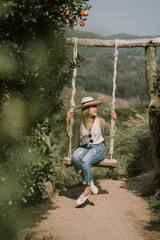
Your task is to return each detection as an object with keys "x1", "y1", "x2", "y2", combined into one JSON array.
[
  {"x1": 0, "y1": 0, "x2": 91, "y2": 41},
  {"x1": 0, "y1": 1, "x2": 91, "y2": 238},
  {"x1": 0, "y1": 121, "x2": 81, "y2": 239},
  {"x1": 22, "y1": 124, "x2": 81, "y2": 203},
  {"x1": 0, "y1": 0, "x2": 91, "y2": 124},
  {"x1": 146, "y1": 193, "x2": 160, "y2": 224},
  {"x1": 114, "y1": 110, "x2": 152, "y2": 178},
  {"x1": 93, "y1": 104, "x2": 151, "y2": 179}
]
